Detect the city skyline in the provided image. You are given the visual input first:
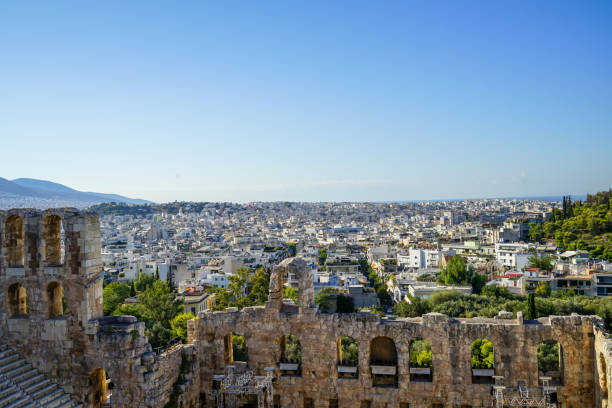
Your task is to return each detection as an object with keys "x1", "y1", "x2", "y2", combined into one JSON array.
[{"x1": 1, "y1": 1, "x2": 611, "y2": 202}]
